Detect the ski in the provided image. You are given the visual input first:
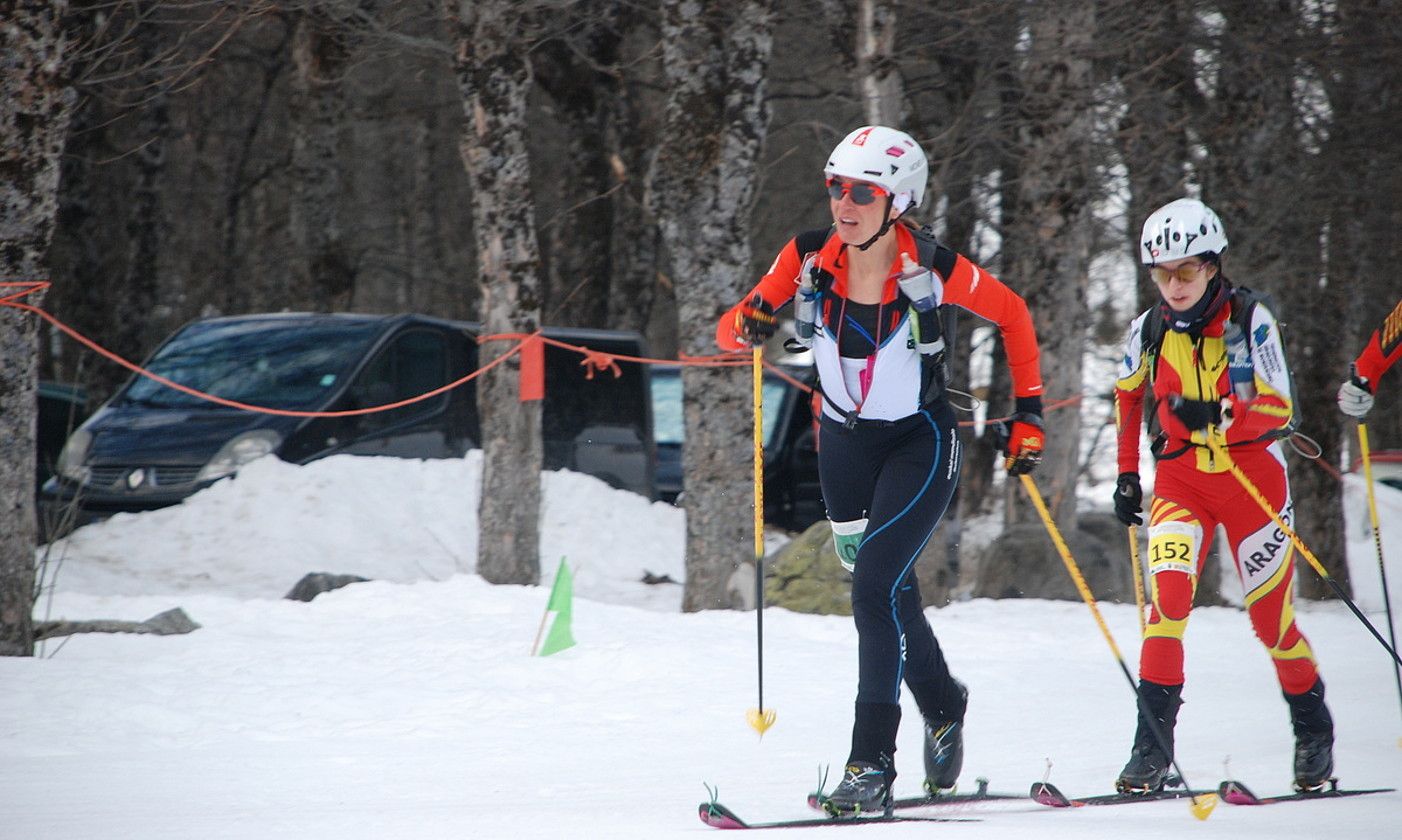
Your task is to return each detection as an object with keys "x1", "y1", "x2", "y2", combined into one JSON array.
[
  {"x1": 1030, "y1": 780, "x2": 1215, "y2": 808},
  {"x1": 698, "y1": 800, "x2": 977, "y2": 830},
  {"x1": 807, "y1": 776, "x2": 1022, "y2": 813},
  {"x1": 1218, "y1": 779, "x2": 1395, "y2": 806}
]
